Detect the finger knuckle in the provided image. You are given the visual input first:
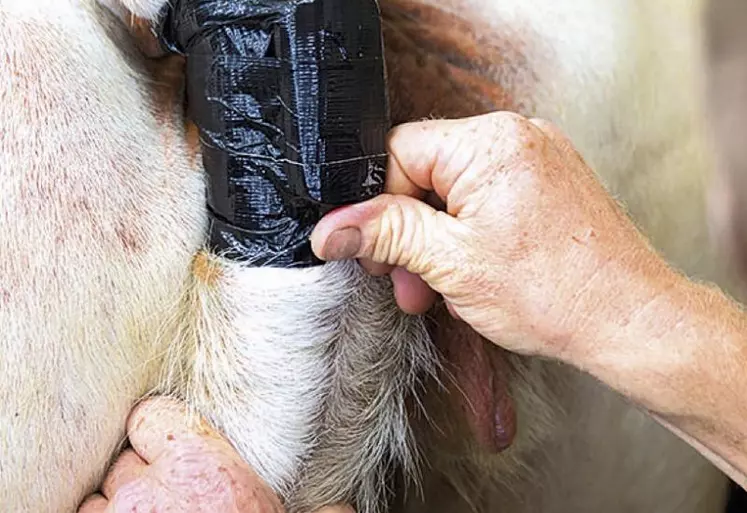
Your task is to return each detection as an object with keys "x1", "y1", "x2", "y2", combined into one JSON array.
[
  {"x1": 480, "y1": 112, "x2": 542, "y2": 158},
  {"x1": 484, "y1": 111, "x2": 529, "y2": 134},
  {"x1": 484, "y1": 110, "x2": 526, "y2": 126},
  {"x1": 386, "y1": 123, "x2": 409, "y2": 156},
  {"x1": 432, "y1": 131, "x2": 476, "y2": 189},
  {"x1": 373, "y1": 198, "x2": 432, "y2": 271},
  {"x1": 527, "y1": 116, "x2": 552, "y2": 129},
  {"x1": 373, "y1": 200, "x2": 406, "y2": 266}
]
